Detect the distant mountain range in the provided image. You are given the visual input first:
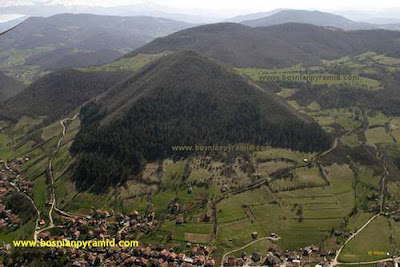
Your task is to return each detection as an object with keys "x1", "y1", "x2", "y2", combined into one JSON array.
[
  {"x1": 0, "y1": 13, "x2": 193, "y2": 71},
  {"x1": 239, "y1": 10, "x2": 377, "y2": 30},
  {"x1": 225, "y1": 9, "x2": 399, "y2": 31},
  {"x1": 0, "y1": 3, "x2": 220, "y2": 24},
  {"x1": 127, "y1": 23, "x2": 400, "y2": 68}
]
